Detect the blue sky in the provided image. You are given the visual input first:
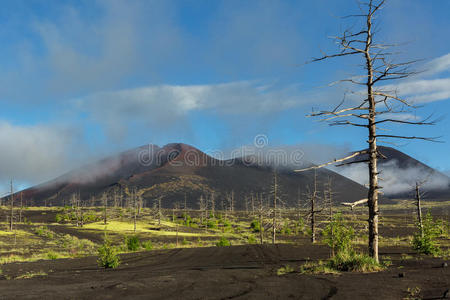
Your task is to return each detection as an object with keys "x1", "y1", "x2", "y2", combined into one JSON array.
[{"x1": 0, "y1": 0, "x2": 449, "y2": 192}]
